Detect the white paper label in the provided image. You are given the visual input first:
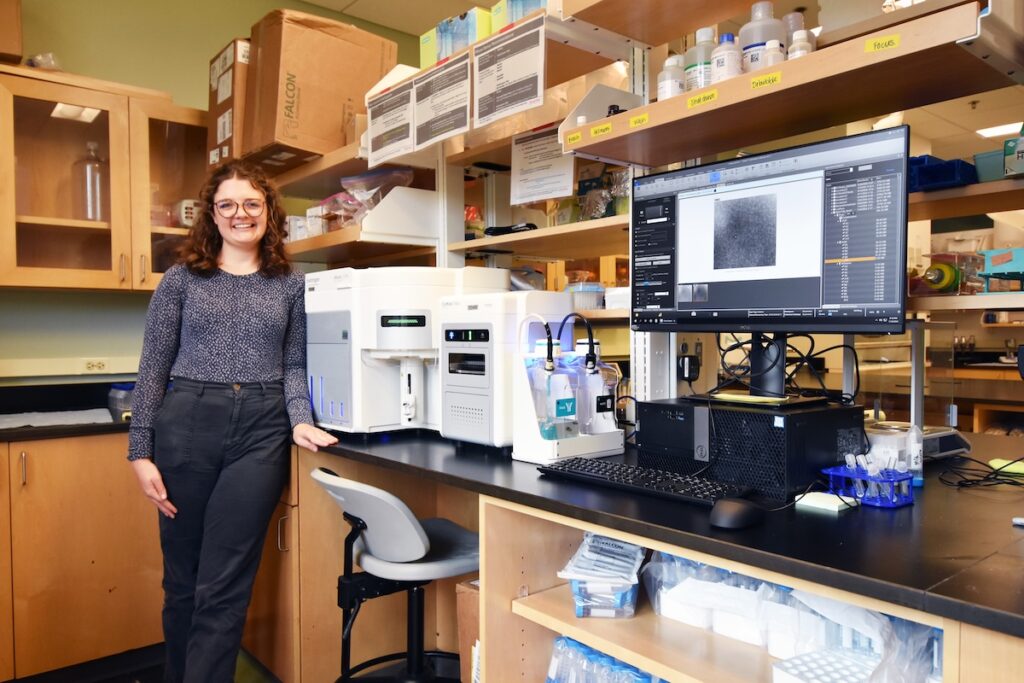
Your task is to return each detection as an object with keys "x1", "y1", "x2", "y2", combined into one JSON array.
[
  {"x1": 216, "y1": 109, "x2": 233, "y2": 144},
  {"x1": 209, "y1": 148, "x2": 220, "y2": 165},
  {"x1": 473, "y1": 15, "x2": 545, "y2": 128},
  {"x1": 237, "y1": 41, "x2": 250, "y2": 64},
  {"x1": 413, "y1": 53, "x2": 471, "y2": 151},
  {"x1": 210, "y1": 43, "x2": 234, "y2": 90},
  {"x1": 216, "y1": 71, "x2": 233, "y2": 105},
  {"x1": 367, "y1": 81, "x2": 416, "y2": 167},
  {"x1": 510, "y1": 126, "x2": 574, "y2": 205}
]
